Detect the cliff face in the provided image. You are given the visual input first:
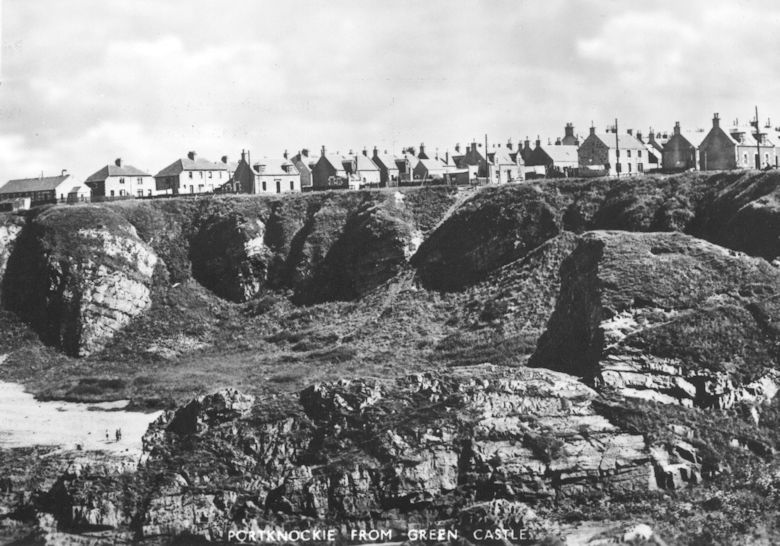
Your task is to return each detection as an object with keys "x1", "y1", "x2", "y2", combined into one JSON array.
[
  {"x1": 2, "y1": 206, "x2": 157, "y2": 357},
  {"x1": 2, "y1": 173, "x2": 780, "y2": 544},
  {"x1": 42, "y1": 370, "x2": 707, "y2": 543}
]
